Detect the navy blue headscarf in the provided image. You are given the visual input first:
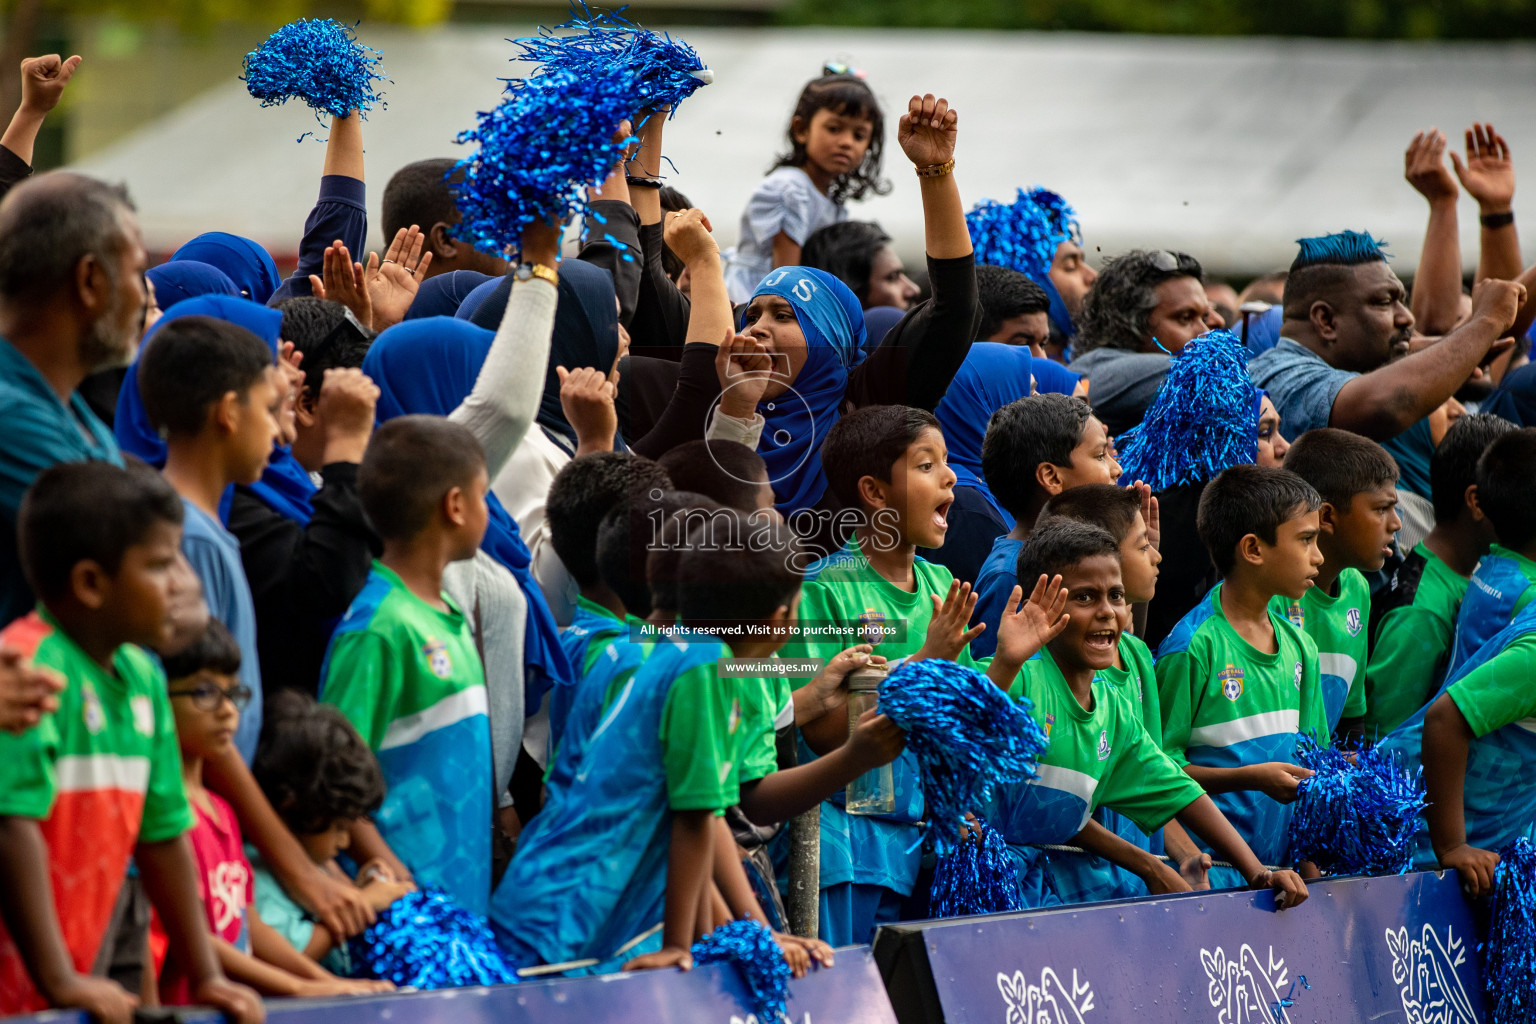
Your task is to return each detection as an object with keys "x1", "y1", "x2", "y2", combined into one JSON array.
[
  {"x1": 115, "y1": 295, "x2": 315, "y2": 525},
  {"x1": 750, "y1": 267, "x2": 867, "y2": 515},
  {"x1": 1483, "y1": 362, "x2": 1536, "y2": 427},
  {"x1": 468, "y1": 260, "x2": 621, "y2": 452},
  {"x1": 171, "y1": 233, "x2": 283, "y2": 305},
  {"x1": 147, "y1": 261, "x2": 239, "y2": 310},
  {"x1": 362, "y1": 316, "x2": 573, "y2": 706},
  {"x1": 407, "y1": 270, "x2": 494, "y2": 320},
  {"x1": 934, "y1": 343, "x2": 1036, "y2": 529}
]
